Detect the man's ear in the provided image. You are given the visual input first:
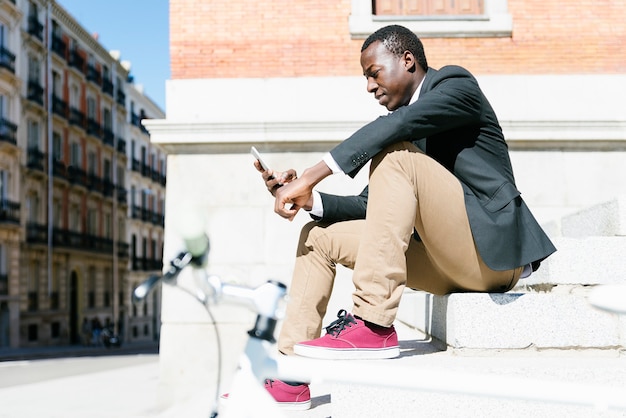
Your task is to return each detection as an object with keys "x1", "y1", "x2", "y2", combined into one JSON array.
[{"x1": 403, "y1": 51, "x2": 417, "y2": 73}]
